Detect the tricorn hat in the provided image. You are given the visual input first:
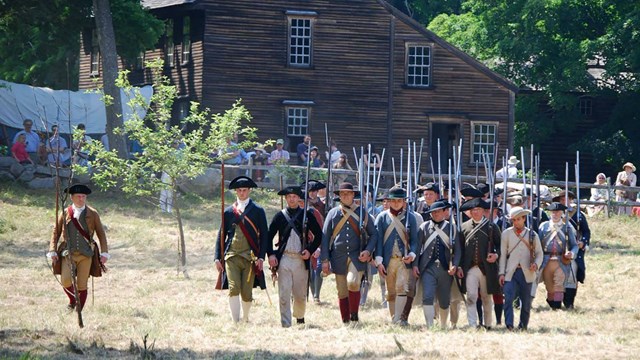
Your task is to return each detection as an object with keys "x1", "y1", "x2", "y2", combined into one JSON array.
[
  {"x1": 417, "y1": 182, "x2": 440, "y2": 194},
  {"x1": 476, "y1": 183, "x2": 491, "y2": 195},
  {"x1": 65, "y1": 184, "x2": 92, "y2": 195},
  {"x1": 459, "y1": 197, "x2": 490, "y2": 211},
  {"x1": 278, "y1": 186, "x2": 303, "y2": 198},
  {"x1": 546, "y1": 202, "x2": 567, "y2": 211},
  {"x1": 334, "y1": 182, "x2": 360, "y2": 196},
  {"x1": 302, "y1": 179, "x2": 326, "y2": 192},
  {"x1": 552, "y1": 190, "x2": 576, "y2": 202},
  {"x1": 460, "y1": 186, "x2": 484, "y2": 199},
  {"x1": 387, "y1": 186, "x2": 407, "y2": 199},
  {"x1": 425, "y1": 200, "x2": 452, "y2": 214},
  {"x1": 229, "y1": 176, "x2": 258, "y2": 190}
]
